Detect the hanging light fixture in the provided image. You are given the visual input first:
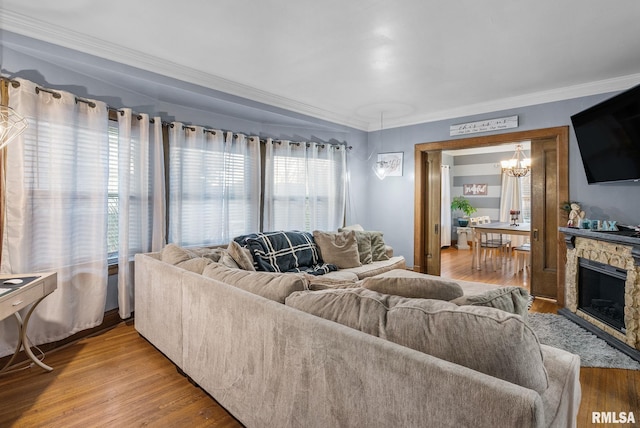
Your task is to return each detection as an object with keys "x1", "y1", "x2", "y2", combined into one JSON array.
[
  {"x1": 0, "y1": 105, "x2": 28, "y2": 150},
  {"x1": 373, "y1": 112, "x2": 388, "y2": 180},
  {"x1": 501, "y1": 144, "x2": 531, "y2": 177}
]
